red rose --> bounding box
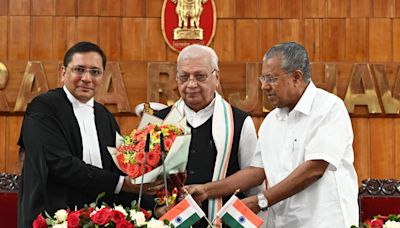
[116,219,135,228]
[370,218,384,228]
[164,138,173,151]
[81,207,94,218]
[136,151,146,164]
[111,210,126,224]
[140,208,151,220]
[91,208,111,225]
[127,163,142,178]
[67,211,81,228]
[147,151,161,167]
[33,213,47,228]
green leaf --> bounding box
[95,192,106,206]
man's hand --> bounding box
[183,184,208,205]
[121,177,164,195]
[241,195,260,213]
[154,205,168,218]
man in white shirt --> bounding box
[154,44,266,227]
[18,42,162,228]
[242,42,359,227]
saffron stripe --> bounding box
[233,199,264,226]
[160,198,189,221]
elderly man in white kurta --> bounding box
[242,42,359,227]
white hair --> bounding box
[177,44,219,70]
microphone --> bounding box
[160,133,169,210]
[138,133,151,208]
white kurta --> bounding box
[256,82,359,227]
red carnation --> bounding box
[140,208,151,220]
[164,138,173,151]
[370,218,384,228]
[135,140,146,151]
[117,153,128,171]
[111,210,126,224]
[33,213,47,228]
[67,211,81,228]
[116,219,135,228]
[91,208,111,226]
[147,151,161,167]
[127,163,142,178]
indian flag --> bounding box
[217,195,264,228]
[159,194,205,227]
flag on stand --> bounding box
[159,194,205,227]
[217,195,264,228]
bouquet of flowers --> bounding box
[32,193,171,228]
[108,107,191,206]
[352,214,400,228]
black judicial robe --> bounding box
[154,105,248,228]
[17,88,134,228]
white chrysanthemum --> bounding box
[132,211,147,226]
[147,218,165,228]
[384,221,400,228]
[53,221,67,228]
[114,205,128,216]
[54,209,68,223]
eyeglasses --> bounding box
[177,69,217,83]
[259,72,292,84]
[67,66,103,77]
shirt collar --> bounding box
[275,81,317,120]
[63,86,94,108]
[183,97,216,127]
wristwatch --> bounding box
[257,193,268,211]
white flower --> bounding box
[54,209,68,223]
[131,211,147,226]
[384,221,400,228]
[90,205,106,217]
[114,205,128,216]
[52,221,67,228]
[147,218,166,228]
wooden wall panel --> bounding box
[100,0,121,16]
[30,17,53,60]
[236,0,257,18]
[280,0,302,18]
[5,116,22,173]
[215,0,235,18]
[259,19,281,60]
[303,0,326,18]
[350,0,371,17]
[396,119,400,177]
[99,17,121,60]
[121,62,148,108]
[280,19,304,45]
[0,0,8,15]
[8,16,30,60]
[370,119,395,178]
[32,0,55,16]
[122,0,145,17]
[258,0,280,18]
[77,17,98,44]
[211,19,235,61]
[372,0,395,18]
[118,116,140,135]
[0,16,7,59]
[352,118,370,184]
[121,18,145,61]
[326,0,348,18]
[146,0,163,18]
[345,18,368,61]
[369,19,392,62]
[166,48,179,62]
[396,0,400,17]
[55,0,76,16]
[9,0,30,16]
[0,116,5,172]
[304,19,321,62]
[53,17,77,60]
[321,19,346,61]
[143,18,166,61]
[235,19,259,61]
[78,0,99,16]
[393,19,400,61]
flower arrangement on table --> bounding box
[32,193,170,228]
[108,107,191,208]
[352,214,400,228]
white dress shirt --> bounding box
[257,82,359,227]
[63,86,124,194]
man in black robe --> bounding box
[17,42,162,228]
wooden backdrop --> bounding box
[1,0,400,185]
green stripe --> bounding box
[176,213,201,228]
[221,213,244,228]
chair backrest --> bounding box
[359,179,400,222]
[0,173,20,228]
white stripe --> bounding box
[225,204,257,228]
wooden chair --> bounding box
[0,173,20,228]
[359,179,400,222]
